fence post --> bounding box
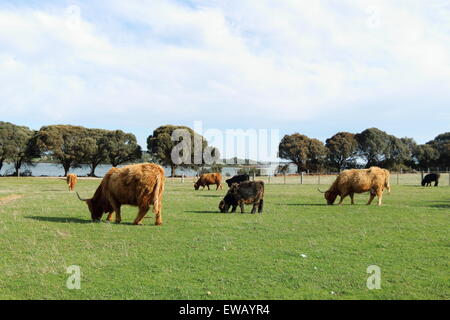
[284,174,286,184]
[397,172,399,185]
[268,174,270,184]
[318,173,321,185]
[181,173,184,184]
[301,172,303,185]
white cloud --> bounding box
[0,0,449,146]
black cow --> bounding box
[219,181,264,214]
[225,174,250,187]
[421,173,440,187]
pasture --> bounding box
[0,177,448,300]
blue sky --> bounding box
[1,0,449,157]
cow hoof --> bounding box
[115,221,121,224]
[155,222,162,226]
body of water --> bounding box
[0,162,286,177]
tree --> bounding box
[414,144,440,170]
[427,133,450,169]
[278,133,327,172]
[355,128,390,168]
[147,125,208,177]
[37,125,92,176]
[325,132,358,171]
[0,121,15,173]
[307,138,328,172]
[278,133,310,173]
[83,129,109,177]
[382,135,410,170]
[0,122,39,175]
[104,130,142,167]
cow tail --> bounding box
[152,174,165,214]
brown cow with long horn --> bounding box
[319,167,390,206]
[77,163,165,225]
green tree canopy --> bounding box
[36,125,93,176]
[147,125,209,177]
[355,128,390,168]
[414,144,440,170]
[104,130,142,167]
[278,133,327,173]
[383,135,410,170]
[0,122,39,175]
[325,132,358,171]
[83,128,109,177]
[427,132,450,169]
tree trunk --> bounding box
[171,164,176,177]
[63,164,70,177]
[0,158,3,174]
[89,164,98,177]
[14,159,22,176]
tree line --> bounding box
[0,122,449,177]
[278,128,450,173]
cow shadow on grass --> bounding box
[196,194,222,198]
[427,201,450,209]
[276,203,328,207]
[184,210,222,214]
[26,216,91,224]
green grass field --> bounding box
[0,177,448,300]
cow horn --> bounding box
[317,188,326,194]
[76,192,89,201]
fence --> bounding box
[168,172,450,186]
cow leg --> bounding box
[338,194,347,205]
[240,203,245,213]
[435,181,439,187]
[133,206,149,225]
[350,193,355,205]
[230,205,237,213]
[207,185,210,190]
[251,203,258,214]
[367,190,376,205]
[258,200,264,213]
[106,212,114,222]
[109,200,122,223]
[376,189,383,206]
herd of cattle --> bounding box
[68,163,441,226]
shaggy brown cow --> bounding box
[319,167,389,206]
[382,169,391,194]
[66,174,77,191]
[77,163,165,226]
[194,173,222,190]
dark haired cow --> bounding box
[77,163,165,226]
[225,174,250,187]
[422,173,440,187]
[219,181,264,214]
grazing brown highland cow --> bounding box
[319,167,390,206]
[66,174,77,191]
[77,163,165,226]
[194,173,222,190]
